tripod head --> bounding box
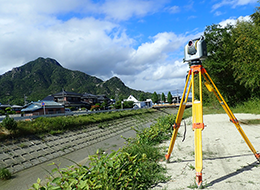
[189,59,202,66]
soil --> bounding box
[153,113,260,190]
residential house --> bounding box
[124,95,152,108]
[21,100,65,116]
[82,93,98,105]
[44,91,111,110]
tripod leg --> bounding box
[203,70,260,162]
[165,72,191,162]
[192,68,204,188]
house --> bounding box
[43,91,113,110]
[82,93,98,105]
[44,90,90,109]
[21,100,65,116]
[172,96,181,103]
[52,90,83,107]
[96,95,111,105]
[124,95,152,108]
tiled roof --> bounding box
[21,101,63,112]
[52,91,82,97]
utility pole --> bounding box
[24,94,28,105]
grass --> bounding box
[240,119,260,125]
[0,108,157,141]
[0,167,12,180]
[182,98,260,124]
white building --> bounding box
[124,95,153,108]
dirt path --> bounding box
[154,114,260,190]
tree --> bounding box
[152,92,158,104]
[167,92,172,104]
[1,115,17,133]
[203,24,250,105]
[139,93,145,101]
[114,101,122,109]
[231,18,260,95]
[161,93,166,103]
[123,101,134,108]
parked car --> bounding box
[65,108,72,112]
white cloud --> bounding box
[212,0,257,11]
[168,6,181,14]
[0,0,203,94]
[150,60,188,80]
[214,11,225,16]
[219,15,251,27]
[121,62,189,94]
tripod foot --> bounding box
[196,172,202,189]
[165,154,170,163]
[255,153,260,162]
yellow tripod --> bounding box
[165,62,260,188]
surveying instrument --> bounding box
[165,36,260,188]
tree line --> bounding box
[193,4,260,106]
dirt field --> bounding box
[154,114,260,190]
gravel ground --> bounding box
[153,113,260,190]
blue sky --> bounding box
[0,0,258,96]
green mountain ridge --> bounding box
[0,57,151,105]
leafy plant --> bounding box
[0,168,11,180]
[1,115,17,133]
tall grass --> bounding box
[232,97,260,114]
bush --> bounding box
[0,168,11,180]
[0,110,5,115]
[1,115,17,133]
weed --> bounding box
[19,143,28,148]
[190,151,195,156]
[202,151,216,158]
[177,143,182,151]
[187,180,209,189]
[177,158,183,162]
[0,168,11,180]
[188,164,195,170]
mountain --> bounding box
[0,57,151,105]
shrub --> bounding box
[0,168,11,180]
[0,110,5,115]
[90,104,100,111]
[1,115,17,133]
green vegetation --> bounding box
[0,109,156,140]
[200,5,260,106]
[182,97,260,120]
[152,92,159,104]
[1,115,18,133]
[167,92,172,104]
[29,114,175,189]
[0,168,12,180]
[161,92,166,103]
[114,101,134,109]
